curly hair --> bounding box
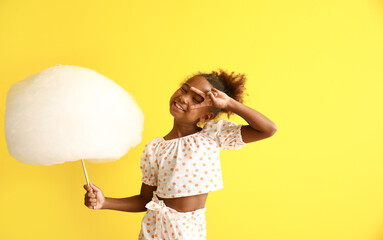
[184,68,248,120]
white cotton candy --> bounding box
[5,64,144,166]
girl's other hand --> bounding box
[190,87,232,110]
[83,182,105,210]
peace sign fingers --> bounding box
[190,86,213,110]
[189,86,206,97]
[191,86,231,110]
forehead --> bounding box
[185,76,213,92]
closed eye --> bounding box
[180,87,203,103]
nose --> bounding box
[178,94,189,104]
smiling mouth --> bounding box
[174,102,184,111]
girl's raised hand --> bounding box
[189,87,231,110]
[83,182,105,210]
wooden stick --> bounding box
[81,159,91,191]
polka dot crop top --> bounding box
[140,119,247,198]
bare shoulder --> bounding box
[241,125,277,144]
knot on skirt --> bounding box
[145,192,183,238]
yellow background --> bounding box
[1,0,383,239]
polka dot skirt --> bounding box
[138,191,207,240]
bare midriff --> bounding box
[157,193,208,213]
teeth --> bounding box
[175,102,184,111]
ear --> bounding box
[199,112,215,123]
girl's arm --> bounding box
[226,98,277,144]
[190,86,277,144]
[84,183,156,212]
[103,195,145,212]
[103,183,157,212]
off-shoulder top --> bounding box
[139,119,247,198]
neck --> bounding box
[166,119,202,138]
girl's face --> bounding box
[169,76,215,124]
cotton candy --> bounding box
[5,64,144,166]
